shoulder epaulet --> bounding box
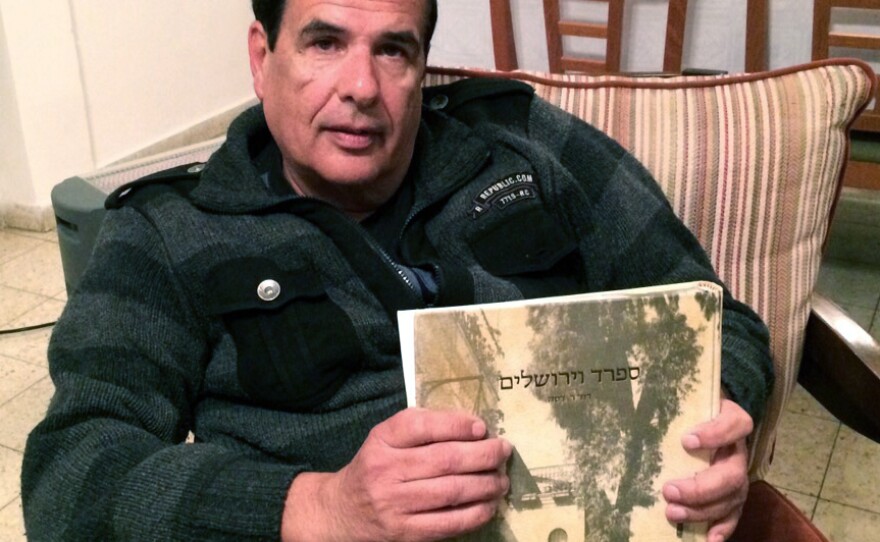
[423,77,535,132]
[105,161,205,210]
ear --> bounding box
[248,21,269,101]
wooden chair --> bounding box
[490,0,519,71]
[813,0,880,190]
[813,0,880,132]
[542,0,633,74]
[489,0,769,74]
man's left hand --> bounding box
[662,398,753,542]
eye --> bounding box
[378,43,410,60]
[379,45,400,57]
[312,37,338,52]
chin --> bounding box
[318,164,386,187]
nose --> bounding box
[337,48,380,108]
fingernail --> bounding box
[667,504,687,522]
[501,439,513,457]
[664,484,681,501]
[472,420,487,438]
[682,433,701,450]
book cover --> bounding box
[398,281,722,542]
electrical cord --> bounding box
[0,321,57,335]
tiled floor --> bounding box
[0,228,64,542]
[0,227,878,541]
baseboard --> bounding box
[0,202,55,232]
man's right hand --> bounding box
[281,408,512,542]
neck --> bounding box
[283,166,404,221]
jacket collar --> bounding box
[189,103,490,215]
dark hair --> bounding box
[252,0,438,57]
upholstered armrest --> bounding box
[798,292,880,443]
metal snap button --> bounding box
[257,279,281,302]
[428,94,449,110]
[187,163,206,174]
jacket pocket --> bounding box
[208,258,362,411]
[469,207,584,298]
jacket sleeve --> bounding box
[21,207,299,541]
[527,97,774,423]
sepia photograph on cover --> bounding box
[398,281,722,542]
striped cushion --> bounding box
[424,60,874,478]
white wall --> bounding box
[69,1,254,166]
[0,0,93,228]
[0,7,32,211]
[0,0,253,229]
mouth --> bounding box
[324,125,384,151]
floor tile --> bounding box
[0,299,65,367]
[0,300,64,368]
[821,426,880,513]
[0,378,55,453]
[0,243,66,299]
[7,299,66,330]
[0,326,53,368]
[778,488,818,520]
[785,384,837,422]
[0,233,42,267]
[813,500,880,542]
[0,498,27,542]
[6,229,57,243]
[765,412,839,496]
[815,261,880,311]
[0,447,22,512]
[53,289,68,304]
[0,357,48,407]
[0,287,49,329]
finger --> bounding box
[378,408,489,449]
[683,399,753,451]
[707,509,744,542]
[664,444,748,512]
[665,494,741,525]
[398,438,513,481]
[399,471,510,513]
[403,500,502,541]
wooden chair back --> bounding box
[813,0,880,132]
[490,0,519,71]
[542,0,632,74]
[489,0,769,74]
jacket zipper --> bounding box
[281,196,423,301]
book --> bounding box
[398,281,722,542]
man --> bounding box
[21,1,772,541]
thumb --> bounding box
[682,399,753,451]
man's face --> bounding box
[249,0,427,213]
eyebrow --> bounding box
[299,18,422,53]
[381,30,421,53]
[300,19,346,40]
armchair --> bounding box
[423,44,879,542]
